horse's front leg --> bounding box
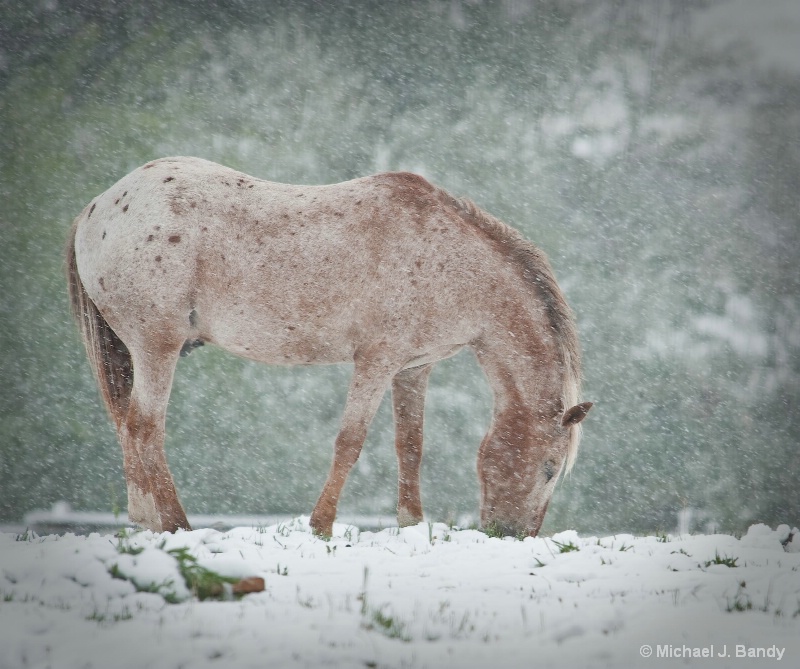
[391,364,433,527]
[120,347,190,534]
[310,352,397,537]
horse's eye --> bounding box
[543,460,556,482]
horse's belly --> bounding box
[201,313,356,365]
[198,297,470,369]
[402,343,465,369]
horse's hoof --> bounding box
[161,521,192,534]
[309,514,333,539]
[310,522,333,539]
[397,507,423,527]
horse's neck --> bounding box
[475,327,565,420]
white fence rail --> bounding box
[5,502,400,536]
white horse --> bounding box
[67,157,591,536]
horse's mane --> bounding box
[436,188,584,473]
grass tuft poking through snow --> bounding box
[551,538,581,554]
[704,551,739,568]
[106,528,262,603]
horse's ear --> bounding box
[562,402,593,427]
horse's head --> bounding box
[478,401,593,538]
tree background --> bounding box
[1,0,798,534]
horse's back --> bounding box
[74,157,528,366]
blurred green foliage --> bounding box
[1,0,797,533]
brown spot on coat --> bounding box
[123,205,129,213]
[155,255,162,262]
[168,235,181,243]
[163,176,175,183]
[147,235,154,242]
[88,203,96,218]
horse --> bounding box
[66,156,592,538]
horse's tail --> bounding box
[66,218,133,429]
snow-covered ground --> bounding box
[1,520,799,669]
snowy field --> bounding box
[1,520,799,668]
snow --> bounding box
[1,520,799,668]
[636,294,771,363]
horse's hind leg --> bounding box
[310,352,397,537]
[392,364,432,527]
[121,343,189,533]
